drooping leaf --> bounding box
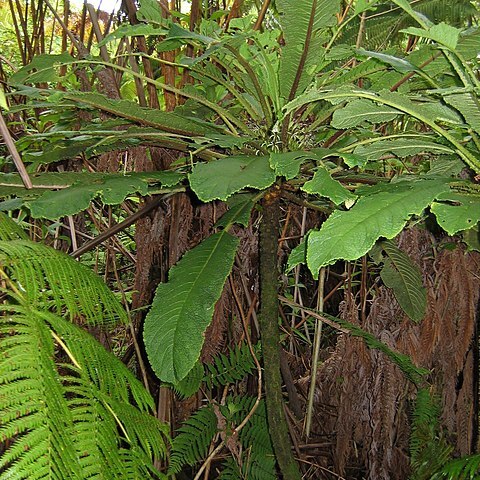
[25,172,182,219]
[332,99,400,128]
[0,240,128,324]
[302,167,357,205]
[215,193,256,228]
[62,92,220,136]
[443,93,480,135]
[431,190,480,235]
[143,232,239,384]
[307,178,451,275]
[354,137,454,160]
[379,240,426,322]
[9,53,75,84]
[356,48,420,73]
[189,156,276,202]
[22,126,192,168]
[401,23,461,50]
[277,0,340,103]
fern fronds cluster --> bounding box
[0,213,29,241]
[173,343,261,399]
[0,234,169,478]
[0,239,128,325]
[409,388,453,480]
[0,288,168,479]
[169,396,276,479]
[204,343,260,389]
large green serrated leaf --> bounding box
[307,178,450,275]
[431,191,480,235]
[354,138,454,160]
[269,149,328,180]
[26,172,182,219]
[189,156,276,202]
[277,0,340,103]
[379,240,426,322]
[143,232,239,384]
[332,99,400,128]
[302,167,357,205]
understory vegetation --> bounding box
[0,0,480,478]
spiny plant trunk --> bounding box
[259,188,302,480]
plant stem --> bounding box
[259,187,302,480]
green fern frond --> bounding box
[433,454,480,480]
[172,343,260,399]
[0,239,128,325]
[340,0,476,49]
[172,361,204,399]
[205,342,260,389]
[218,457,243,479]
[410,388,453,480]
[222,396,277,480]
[0,287,168,479]
[168,405,218,474]
[0,213,29,241]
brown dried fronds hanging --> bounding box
[314,228,480,479]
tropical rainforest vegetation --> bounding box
[1,0,480,478]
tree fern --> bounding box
[168,405,218,474]
[172,342,261,399]
[0,286,168,479]
[0,212,29,241]
[409,388,453,480]
[204,342,260,389]
[433,454,480,479]
[0,239,128,325]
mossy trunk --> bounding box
[259,188,302,480]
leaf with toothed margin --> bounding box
[189,155,276,202]
[306,177,451,277]
[143,232,239,384]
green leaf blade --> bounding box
[379,240,426,322]
[302,167,357,205]
[332,99,400,129]
[277,0,340,103]
[144,232,239,384]
[189,156,276,202]
[307,178,450,274]
[431,191,480,235]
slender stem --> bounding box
[305,267,325,437]
[0,109,32,189]
[259,187,302,480]
[225,45,273,126]
[253,0,271,31]
[70,191,183,258]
